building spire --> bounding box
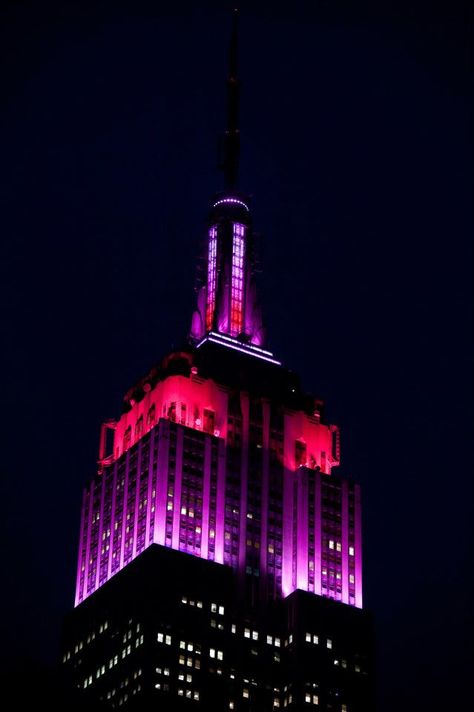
[190,9,266,350]
[222,8,240,189]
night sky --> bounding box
[0,1,472,709]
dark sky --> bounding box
[0,1,472,709]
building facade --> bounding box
[63,13,374,711]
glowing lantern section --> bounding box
[206,226,218,331]
[231,222,245,336]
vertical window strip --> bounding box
[206,227,218,331]
[231,223,245,336]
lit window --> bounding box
[194,691,199,701]
[243,689,249,699]
[349,546,354,556]
[252,630,258,641]
[313,695,319,705]
[349,574,355,584]
[157,633,164,643]
[305,632,311,642]
[342,706,347,712]
[210,648,216,659]
[267,635,273,645]
[305,693,311,703]
[313,635,319,645]
[231,624,237,634]
[244,628,250,638]
[211,603,217,613]
[329,540,335,550]
[217,650,223,661]
[218,605,225,616]
[229,702,235,710]
[165,635,171,645]
[327,639,332,649]
[180,640,186,649]
[274,637,281,647]
[336,542,342,552]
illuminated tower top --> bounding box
[190,10,265,350]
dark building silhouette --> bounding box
[62,12,374,711]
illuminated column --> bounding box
[341,479,349,604]
[74,489,87,606]
[230,223,245,336]
[119,453,130,571]
[314,472,322,596]
[171,427,184,550]
[238,392,249,570]
[259,401,271,587]
[95,473,106,592]
[354,483,363,608]
[200,436,212,559]
[215,438,226,564]
[296,468,309,591]
[206,226,218,331]
[83,486,94,600]
[281,467,295,597]
[107,462,118,580]
[132,445,142,559]
[154,419,170,546]
[145,429,155,546]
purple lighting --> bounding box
[74,365,359,610]
[190,200,264,347]
[205,226,217,331]
[230,222,245,335]
[213,197,249,211]
[196,333,282,365]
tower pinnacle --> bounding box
[222,8,240,189]
[189,9,266,352]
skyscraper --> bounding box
[62,12,374,711]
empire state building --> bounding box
[62,12,374,711]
